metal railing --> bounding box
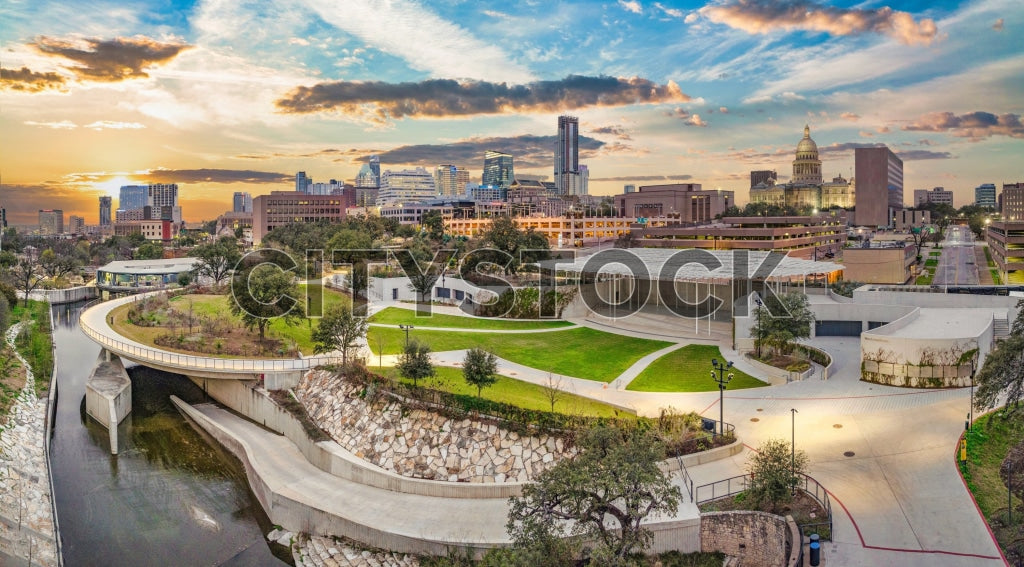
[694,472,833,540]
[675,455,694,502]
[79,292,345,373]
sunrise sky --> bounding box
[0,0,1021,225]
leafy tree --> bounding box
[126,232,147,247]
[229,264,304,342]
[311,303,368,365]
[0,251,16,268]
[0,282,17,307]
[750,291,815,357]
[421,210,445,241]
[396,340,434,387]
[176,271,193,287]
[135,242,165,260]
[463,347,498,397]
[326,229,373,264]
[746,438,809,513]
[975,301,1024,414]
[192,236,242,286]
[508,426,681,563]
[39,248,79,279]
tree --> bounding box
[749,291,815,357]
[135,242,165,260]
[746,438,809,513]
[507,426,681,563]
[126,232,147,247]
[421,210,445,241]
[543,373,564,413]
[9,258,42,307]
[463,347,498,397]
[975,301,1024,414]
[193,236,242,286]
[311,303,368,365]
[229,264,305,342]
[39,249,79,280]
[396,340,434,387]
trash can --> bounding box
[701,418,716,432]
[809,533,821,566]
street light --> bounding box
[791,408,799,495]
[398,324,414,348]
[753,296,764,359]
[711,358,734,436]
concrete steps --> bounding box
[294,535,419,567]
[994,315,1010,342]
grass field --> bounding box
[369,306,572,330]
[929,251,942,257]
[367,326,672,383]
[375,366,633,418]
[925,258,939,268]
[916,270,934,285]
[625,344,768,392]
[962,411,1024,557]
[12,300,52,395]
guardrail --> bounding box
[675,455,694,502]
[79,292,345,374]
[695,472,833,541]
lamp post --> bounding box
[791,408,799,495]
[753,296,764,359]
[398,324,414,348]
[711,358,734,436]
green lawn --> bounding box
[376,366,633,418]
[369,306,573,330]
[626,344,768,392]
[929,251,942,257]
[925,258,939,268]
[962,411,1024,557]
[367,326,672,383]
[916,270,934,285]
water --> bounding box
[48,302,290,566]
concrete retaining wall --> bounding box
[742,355,812,384]
[21,286,98,305]
[647,518,702,554]
[700,511,799,567]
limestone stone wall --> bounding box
[700,511,791,567]
[295,370,573,483]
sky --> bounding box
[1,0,1021,225]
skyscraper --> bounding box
[119,185,148,210]
[555,115,579,195]
[483,151,514,191]
[975,183,997,209]
[356,156,381,188]
[855,146,903,227]
[99,196,112,226]
[296,171,311,193]
[434,165,470,197]
[69,215,85,235]
[233,191,253,213]
[377,168,438,205]
[39,209,63,235]
[148,183,182,222]
[1004,183,1024,221]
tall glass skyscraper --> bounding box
[119,185,148,210]
[483,151,514,191]
[356,156,381,188]
[99,196,112,226]
[555,115,579,195]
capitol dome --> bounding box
[792,124,822,185]
[796,124,818,155]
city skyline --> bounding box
[0,0,1021,224]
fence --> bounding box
[675,455,694,502]
[694,472,833,541]
[79,292,345,374]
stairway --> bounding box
[994,314,1010,342]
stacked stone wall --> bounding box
[700,511,790,567]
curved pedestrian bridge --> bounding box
[79,293,343,384]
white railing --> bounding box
[79,294,344,373]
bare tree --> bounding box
[543,373,564,413]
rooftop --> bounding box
[98,258,200,275]
[868,308,1002,340]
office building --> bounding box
[233,192,253,213]
[99,196,112,226]
[1004,183,1024,221]
[893,209,932,231]
[252,191,356,244]
[482,151,514,191]
[119,185,148,210]
[855,146,903,227]
[914,187,953,207]
[750,170,778,188]
[38,209,64,235]
[434,165,470,197]
[295,171,312,193]
[555,115,580,195]
[68,215,85,235]
[114,219,178,241]
[148,184,182,223]
[624,184,636,194]
[377,168,438,206]
[749,127,853,210]
[613,184,734,223]
[975,183,997,209]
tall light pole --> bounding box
[398,324,414,348]
[711,358,734,436]
[791,408,799,495]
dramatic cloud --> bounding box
[33,36,190,82]
[0,66,66,92]
[902,111,1024,139]
[699,0,939,46]
[1,184,104,225]
[590,174,694,181]
[275,75,690,122]
[136,168,293,184]
[344,134,610,170]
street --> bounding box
[932,225,979,286]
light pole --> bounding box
[753,296,764,359]
[398,324,414,348]
[711,358,734,436]
[791,408,799,495]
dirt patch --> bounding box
[753,354,811,372]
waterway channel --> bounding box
[48,301,291,566]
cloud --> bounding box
[32,35,190,82]
[896,150,954,160]
[0,184,105,225]
[859,131,873,138]
[902,111,1024,139]
[877,125,891,133]
[342,134,611,170]
[654,3,684,18]
[83,121,146,130]
[685,12,699,24]
[591,125,632,140]
[993,18,1004,31]
[590,174,694,181]
[719,106,729,113]
[618,1,643,14]
[686,113,708,127]
[699,0,940,46]
[275,75,690,122]
[24,120,78,130]
[135,168,293,184]
[840,112,860,121]
[0,66,67,92]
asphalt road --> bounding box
[932,225,979,285]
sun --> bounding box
[94,175,136,197]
